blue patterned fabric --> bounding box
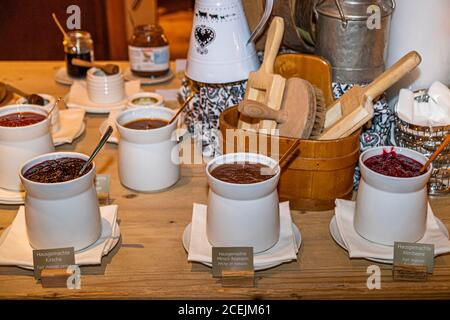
[179,79,246,157]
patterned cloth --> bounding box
[179,78,246,158]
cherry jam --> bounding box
[364,149,425,178]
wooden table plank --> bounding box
[0,61,450,299]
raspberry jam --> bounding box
[364,149,424,178]
[23,158,92,183]
[0,112,46,127]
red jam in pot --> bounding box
[364,149,424,178]
[23,158,92,183]
[0,112,46,127]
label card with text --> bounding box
[96,174,111,205]
[33,247,75,280]
[212,247,254,278]
[394,242,434,274]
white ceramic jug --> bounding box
[186,0,272,84]
[387,0,450,96]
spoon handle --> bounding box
[169,92,195,125]
[278,139,301,168]
[79,126,114,175]
[419,135,450,173]
[72,58,95,68]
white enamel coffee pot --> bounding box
[186,0,273,84]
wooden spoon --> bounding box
[419,135,450,174]
[0,82,6,103]
[52,13,69,39]
[3,83,45,106]
[72,58,120,76]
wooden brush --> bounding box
[309,85,326,139]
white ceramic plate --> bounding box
[54,67,78,86]
[329,215,449,264]
[64,93,127,114]
[123,68,174,85]
[182,223,302,271]
[0,188,25,205]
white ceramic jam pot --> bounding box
[116,106,180,192]
[354,146,432,246]
[0,105,54,191]
[16,94,61,133]
[19,152,102,251]
[206,153,280,253]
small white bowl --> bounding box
[127,92,164,109]
[16,93,60,133]
[87,68,125,104]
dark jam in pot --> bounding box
[364,149,424,178]
[0,112,46,127]
[23,158,92,183]
[124,118,168,130]
[210,162,275,184]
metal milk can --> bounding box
[315,0,395,84]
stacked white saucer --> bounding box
[330,199,450,264]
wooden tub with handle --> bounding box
[219,106,360,211]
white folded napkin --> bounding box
[52,109,85,145]
[187,202,298,267]
[0,188,25,204]
[67,80,141,112]
[429,81,450,109]
[0,205,120,268]
[335,199,450,260]
[397,82,450,126]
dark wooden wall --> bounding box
[0,0,196,61]
[0,0,115,60]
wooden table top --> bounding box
[0,61,450,299]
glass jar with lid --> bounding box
[128,24,170,78]
[63,31,94,78]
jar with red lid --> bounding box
[128,24,170,77]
